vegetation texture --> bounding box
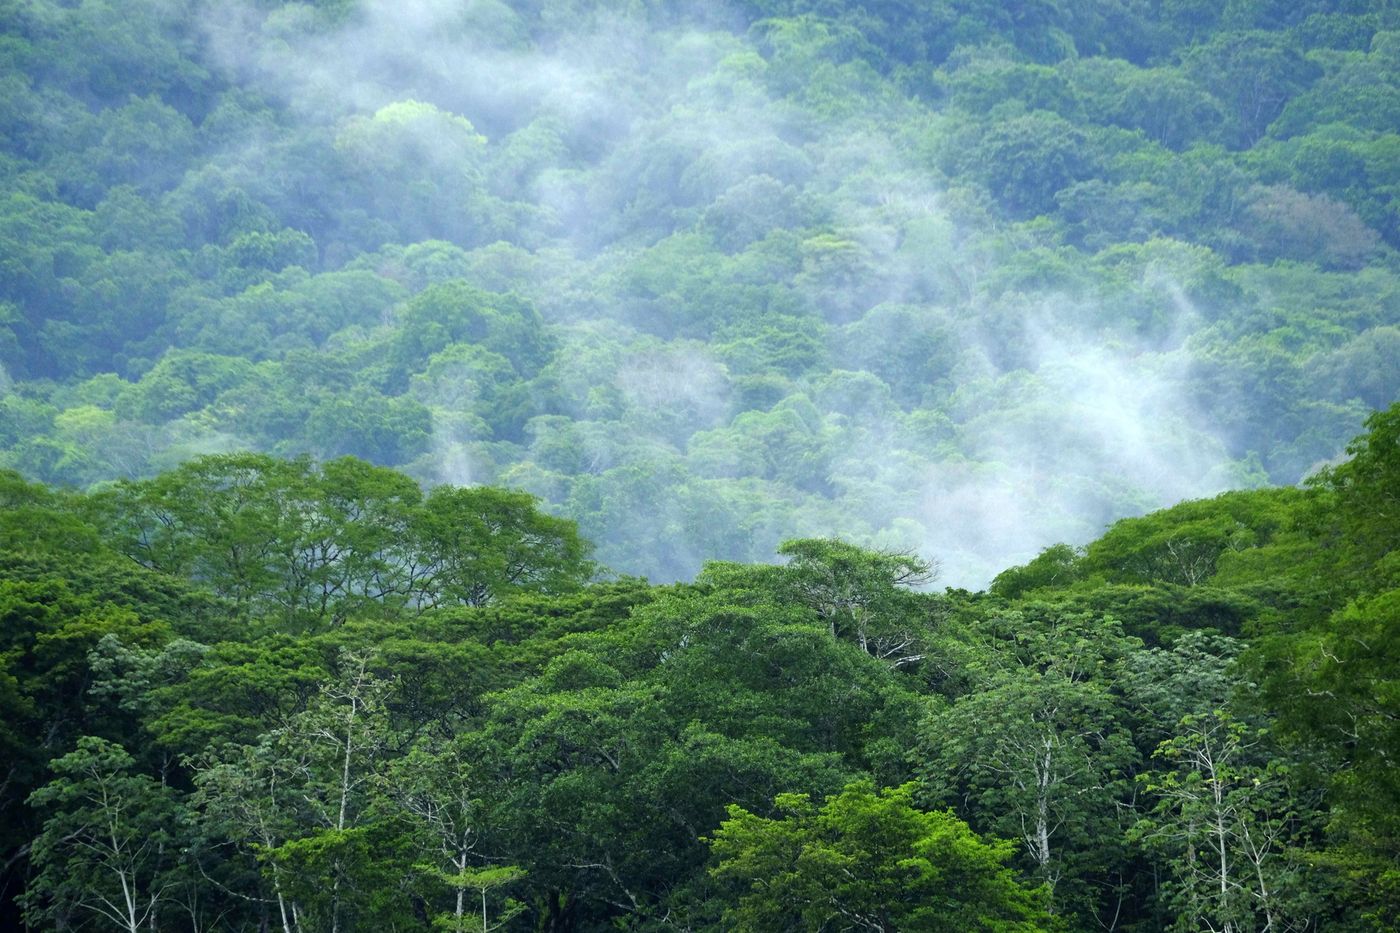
[1,0,1398,929]
[0,0,1397,582]
[0,406,1396,930]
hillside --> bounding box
[1,0,1397,583]
[0,404,1397,930]
[2,1,1399,928]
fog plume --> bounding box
[183,0,1278,587]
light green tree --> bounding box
[1132,711,1317,932]
[382,734,525,932]
[709,781,1053,931]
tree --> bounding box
[114,350,256,423]
[1132,711,1318,932]
[381,734,524,932]
[412,485,594,609]
[920,669,1137,916]
[1309,401,1400,581]
[777,538,936,668]
[263,650,392,933]
[282,456,424,627]
[1108,67,1226,149]
[334,101,490,245]
[1240,184,1381,270]
[437,865,526,933]
[1251,587,1400,929]
[23,736,187,933]
[91,454,594,627]
[0,469,101,556]
[1184,31,1322,147]
[191,741,307,933]
[961,111,1098,217]
[192,648,397,933]
[303,388,432,464]
[708,782,1053,932]
[1082,489,1305,589]
[386,281,553,389]
[989,543,1084,599]
[91,453,303,607]
[916,611,1141,922]
[1250,407,1400,918]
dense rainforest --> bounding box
[0,406,1396,931]
[2,0,1399,929]
[1,0,1398,583]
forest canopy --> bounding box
[0,404,1397,930]
[1,0,1398,929]
[0,0,1396,583]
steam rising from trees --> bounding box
[3,0,1391,585]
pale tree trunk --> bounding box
[119,869,140,933]
[149,834,164,932]
[330,694,359,933]
[1240,822,1278,932]
[1033,739,1057,909]
[1208,757,1234,933]
[109,818,141,933]
[456,849,468,927]
[269,862,295,933]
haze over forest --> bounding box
[4,0,1397,584]
[2,1,1399,931]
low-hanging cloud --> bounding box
[186,0,1257,588]
[912,308,1243,586]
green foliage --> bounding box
[89,453,593,629]
[708,782,1053,931]
[776,537,935,666]
[916,611,1141,923]
[1184,30,1323,147]
[1224,405,1400,928]
[0,0,1389,592]
[1082,488,1308,588]
[0,410,1397,928]
[23,736,189,932]
[1310,402,1400,581]
[957,111,1099,218]
[0,0,1397,927]
[1131,711,1322,932]
[989,543,1083,599]
[388,281,553,388]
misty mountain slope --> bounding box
[0,0,1397,583]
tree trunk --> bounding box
[542,891,576,933]
[1210,765,1233,933]
[456,850,468,927]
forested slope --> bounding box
[0,404,1397,931]
[2,2,1399,927]
[1,0,1397,582]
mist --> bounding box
[180,0,1277,588]
[3,5,1394,929]
[2,0,1383,590]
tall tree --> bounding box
[916,611,1140,922]
[23,736,188,933]
[1132,711,1319,932]
[776,538,936,668]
